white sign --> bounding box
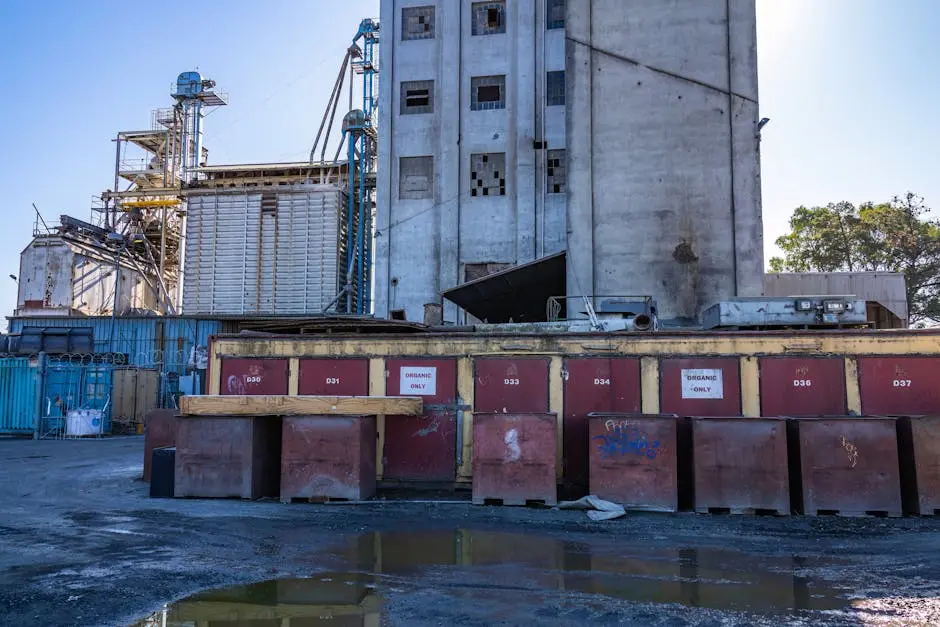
[400,366,437,396]
[681,369,724,399]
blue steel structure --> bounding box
[343,19,379,313]
[171,71,227,183]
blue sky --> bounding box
[0,0,937,322]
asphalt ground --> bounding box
[1,437,939,626]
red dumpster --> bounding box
[691,417,789,515]
[472,413,557,506]
[384,359,458,482]
[280,415,376,502]
[897,416,940,516]
[788,417,902,517]
[588,414,678,512]
[564,358,641,492]
[175,416,282,499]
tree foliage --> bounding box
[769,193,940,323]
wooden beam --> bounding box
[180,395,422,417]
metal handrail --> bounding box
[546,295,654,322]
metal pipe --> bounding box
[111,245,122,347]
[112,134,122,230]
[321,68,348,163]
[346,136,356,313]
[634,313,653,331]
[357,135,366,310]
[310,51,351,163]
[159,206,167,282]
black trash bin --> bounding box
[150,447,176,498]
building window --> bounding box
[471,75,506,111]
[400,80,434,115]
[547,0,565,29]
[546,149,566,194]
[400,156,434,200]
[402,6,435,40]
[472,1,506,35]
[465,262,512,282]
[470,153,506,197]
[546,71,565,106]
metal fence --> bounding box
[37,354,115,439]
[0,351,205,438]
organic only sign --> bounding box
[681,368,724,399]
[400,366,437,396]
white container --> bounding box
[66,409,103,436]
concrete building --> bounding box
[376,0,765,326]
[375,0,568,323]
[566,0,764,324]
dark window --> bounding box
[546,149,566,194]
[261,190,277,214]
[470,153,506,197]
[400,80,434,115]
[402,6,435,40]
[472,1,506,35]
[471,75,506,111]
[546,71,565,106]
[465,262,512,282]
[547,0,565,29]
[399,156,434,200]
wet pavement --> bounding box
[2,437,940,626]
[133,530,850,626]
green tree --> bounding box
[769,193,940,323]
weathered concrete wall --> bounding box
[566,0,764,324]
[376,0,567,323]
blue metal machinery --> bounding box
[311,19,379,315]
[171,72,227,184]
[344,19,379,314]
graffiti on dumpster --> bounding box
[840,435,859,468]
[593,423,663,460]
[504,428,521,462]
[225,364,264,394]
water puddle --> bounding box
[133,529,848,625]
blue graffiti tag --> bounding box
[593,425,661,460]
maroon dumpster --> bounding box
[691,417,790,515]
[472,413,557,506]
[588,414,678,512]
[788,417,902,517]
[280,415,376,502]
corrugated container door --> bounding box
[0,358,38,435]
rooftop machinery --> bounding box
[96,72,228,313]
[311,18,380,315]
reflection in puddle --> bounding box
[134,530,847,625]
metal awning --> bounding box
[442,251,566,323]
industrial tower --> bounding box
[95,72,228,313]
